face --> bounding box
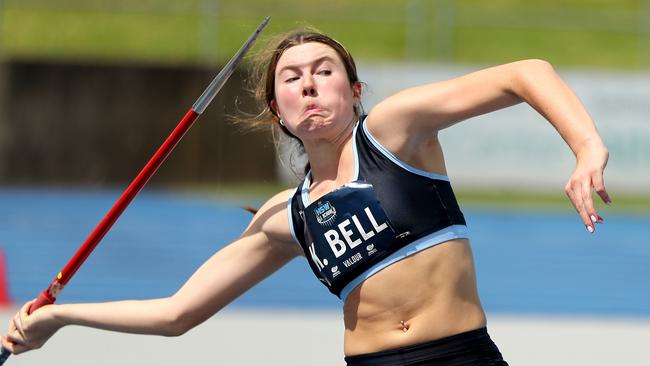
[272,42,360,141]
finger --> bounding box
[4,332,26,348]
[580,180,599,227]
[6,331,38,355]
[5,314,15,335]
[564,184,579,215]
[1,342,15,355]
[15,300,36,337]
[566,182,593,233]
[12,314,26,341]
[9,343,28,355]
[20,300,34,316]
[1,336,14,352]
[591,171,612,205]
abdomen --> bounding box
[342,238,487,356]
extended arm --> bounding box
[2,189,300,354]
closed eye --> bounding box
[284,76,299,83]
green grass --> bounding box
[2,8,204,63]
[1,0,648,68]
[455,190,650,215]
[454,28,644,68]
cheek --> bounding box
[328,79,356,105]
[274,85,300,114]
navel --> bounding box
[400,320,410,333]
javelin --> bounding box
[0,16,271,364]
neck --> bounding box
[303,114,358,184]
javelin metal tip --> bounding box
[257,16,271,32]
[192,16,272,114]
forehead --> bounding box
[276,42,344,73]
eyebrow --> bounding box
[277,55,337,75]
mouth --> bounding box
[304,104,324,114]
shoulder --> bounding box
[258,188,296,211]
[243,188,303,257]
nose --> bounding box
[302,87,316,97]
[302,76,317,97]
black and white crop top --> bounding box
[287,116,469,301]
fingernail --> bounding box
[590,215,597,223]
[586,225,594,233]
[605,200,612,206]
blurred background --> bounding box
[0,1,649,365]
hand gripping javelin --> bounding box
[0,16,271,364]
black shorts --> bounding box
[344,327,508,366]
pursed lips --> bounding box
[303,104,325,115]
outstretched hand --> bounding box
[1,300,62,355]
[564,138,611,233]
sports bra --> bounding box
[287,116,469,301]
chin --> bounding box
[295,119,335,138]
[300,115,330,130]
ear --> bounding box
[352,82,362,102]
[270,99,280,117]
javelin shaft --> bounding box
[0,17,270,365]
[34,14,269,310]
[46,108,199,300]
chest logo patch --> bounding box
[301,181,399,296]
[314,201,337,226]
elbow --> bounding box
[521,58,553,69]
[160,320,188,338]
[522,59,555,75]
[156,300,195,337]
[510,59,557,97]
[160,311,196,337]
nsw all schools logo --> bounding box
[314,201,337,226]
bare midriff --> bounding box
[342,238,487,356]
